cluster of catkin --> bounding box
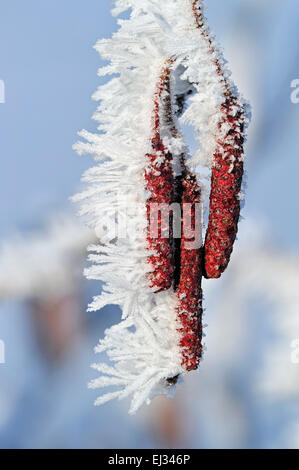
[145,2,246,374]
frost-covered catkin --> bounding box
[190,1,249,279]
[175,168,203,371]
[74,0,250,413]
[145,63,175,292]
[204,99,246,279]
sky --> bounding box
[0,1,115,236]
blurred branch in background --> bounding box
[0,215,95,364]
[0,216,94,302]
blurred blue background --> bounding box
[0,0,299,448]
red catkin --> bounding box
[191,0,246,279]
[145,65,175,292]
[204,98,245,279]
[176,169,203,371]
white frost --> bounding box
[74,0,248,413]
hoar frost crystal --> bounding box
[74,0,250,414]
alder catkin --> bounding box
[204,97,245,279]
[145,66,175,292]
[176,169,203,371]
